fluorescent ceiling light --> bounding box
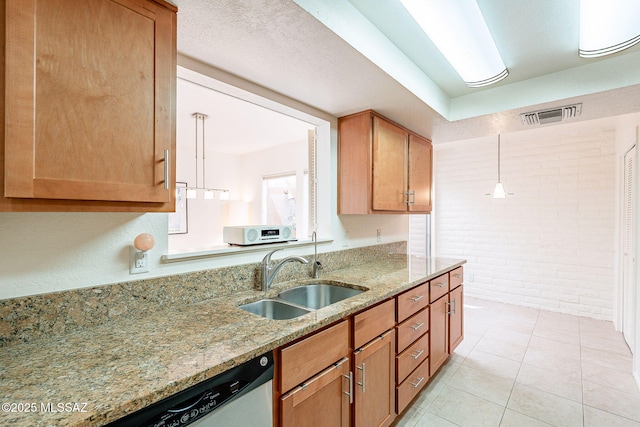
[400,0,508,87]
[579,0,640,58]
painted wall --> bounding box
[170,139,309,252]
[434,117,620,320]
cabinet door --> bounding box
[449,285,464,352]
[429,295,449,374]
[354,329,396,427]
[372,117,408,211]
[281,357,350,427]
[5,0,175,203]
[408,134,432,213]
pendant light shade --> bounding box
[487,134,511,198]
[492,182,506,199]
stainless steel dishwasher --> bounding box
[107,352,274,427]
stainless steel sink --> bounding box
[239,299,311,320]
[278,283,365,309]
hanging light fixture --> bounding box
[186,112,230,200]
[487,134,511,198]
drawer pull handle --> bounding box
[356,362,366,393]
[453,273,462,279]
[435,282,446,288]
[410,322,424,331]
[410,295,424,302]
[411,349,425,360]
[410,376,425,388]
[343,371,353,404]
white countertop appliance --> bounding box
[223,225,294,245]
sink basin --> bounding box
[278,284,365,309]
[240,299,311,320]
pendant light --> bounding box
[186,112,230,200]
[487,134,511,198]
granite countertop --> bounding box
[0,256,465,426]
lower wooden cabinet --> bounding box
[449,285,464,352]
[353,329,395,427]
[278,320,350,427]
[430,276,465,374]
[276,266,464,426]
[281,357,351,427]
[429,294,449,374]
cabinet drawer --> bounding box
[353,299,395,349]
[396,282,429,323]
[396,358,430,414]
[450,267,463,290]
[280,320,349,392]
[396,332,429,384]
[396,307,429,353]
[429,274,449,303]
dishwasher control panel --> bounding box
[106,353,274,427]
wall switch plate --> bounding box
[130,247,150,274]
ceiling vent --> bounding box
[520,103,582,126]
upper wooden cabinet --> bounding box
[338,110,432,214]
[1,0,177,212]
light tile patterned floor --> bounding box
[392,297,640,427]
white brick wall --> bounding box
[434,125,616,320]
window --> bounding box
[262,173,309,239]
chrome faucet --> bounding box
[312,231,323,279]
[261,249,309,291]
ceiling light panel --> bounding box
[400,0,508,87]
[579,0,640,58]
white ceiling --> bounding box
[174,0,640,142]
[177,78,314,154]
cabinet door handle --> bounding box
[410,295,424,302]
[356,362,366,393]
[410,376,425,388]
[447,298,457,315]
[410,322,424,331]
[163,149,170,190]
[453,273,462,279]
[343,371,353,404]
[434,282,446,288]
[411,349,425,360]
[405,190,416,206]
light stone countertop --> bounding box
[0,256,465,426]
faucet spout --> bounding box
[261,249,309,291]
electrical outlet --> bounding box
[130,247,150,274]
[377,228,382,242]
